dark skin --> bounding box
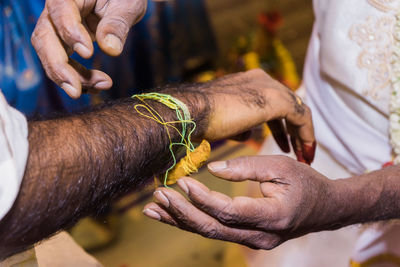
[32,0,148,97]
[144,156,400,250]
[0,69,315,259]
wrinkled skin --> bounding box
[200,69,316,163]
[31,0,147,98]
[144,155,336,250]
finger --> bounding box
[284,96,316,163]
[207,155,300,183]
[302,141,317,165]
[95,0,147,56]
[176,177,280,230]
[143,202,178,226]
[69,59,112,91]
[208,156,268,182]
[32,10,112,97]
[286,123,305,164]
[291,135,306,164]
[267,120,290,153]
[287,122,315,165]
[46,0,94,58]
[32,11,82,98]
[151,188,280,250]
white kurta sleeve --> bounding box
[0,91,28,220]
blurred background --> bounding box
[207,0,313,75]
[2,0,314,266]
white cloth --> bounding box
[352,223,400,265]
[305,0,398,175]
[0,90,28,220]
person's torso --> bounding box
[304,0,399,174]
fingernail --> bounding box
[208,161,227,172]
[73,43,91,58]
[94,81,112,90]
[61,83,79,98]
[154,190,170,208]
[104,34,122,54]
[302,141,317,164]
[143,208,161,221]
[177,179,189,195]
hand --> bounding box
[198,69,316,164]
[31,0,147,98]
[143,156,338,250]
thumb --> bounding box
[208,155,298,183]
[96,0,147,56]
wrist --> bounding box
[298,178,353,234]
[321,172,388,229]
[131,90,212,141]
[301,177,362,234]
[323,178,360,229]
[167,92,211,141]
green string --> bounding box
[132,93,197,186]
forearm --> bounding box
[0,69,314,258]
[0,88,209,258]
[322,165,400,231]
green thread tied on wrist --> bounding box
[132,92,199,187]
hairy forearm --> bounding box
[323,165,400,231]
[0,69,311,258]
[0,87,210,258]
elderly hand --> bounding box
[31,0,147,98]
[200,69,316,164]
[143,156,339,250]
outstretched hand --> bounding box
[32,0,147,98]
[143,156,338,250]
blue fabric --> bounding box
[102,0,217,99]
[0,0,90,117]
[0,0,216,114]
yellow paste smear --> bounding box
[163,140,211,185]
